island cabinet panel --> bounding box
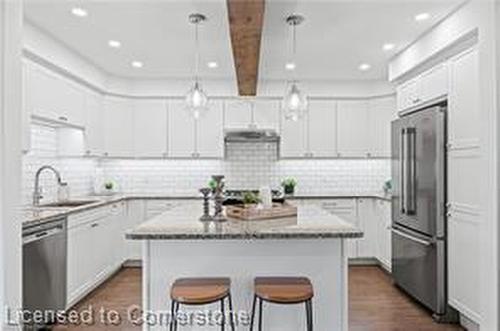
[133,99,168,158]
[307,100,337,157]
[146,239,347,331]
[367,96,397,158]
[336,100,369,158]
[103,96,134,158]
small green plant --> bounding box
[208,179,217,192]
[104,181,114,191]
[243,191,261,205]
[281,178,297,195]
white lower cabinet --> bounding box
[357,198,377,258]
[374,199,392,271]
[66,203,126,308]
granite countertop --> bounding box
[126,205,363,240]
[22,192,391,229]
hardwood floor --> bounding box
[54,266,463,330]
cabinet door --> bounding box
[224,99,252,129]
[337,100,369,157]
[367,96,396,158]
[376,200,392,271]
[67,223,92,305]
[357,198,377,258]
[396,79,418,111]
[308,100,337,157]
[84,90,105,156]
[57,77,85,126]
[420,63,448,104]
[280,111,308,158]
[25,61,60,120]
[133,99,168,158]
[198,101,224,158]
[253,100,280,131]
[103,96,134,157]
[168,100,196,157]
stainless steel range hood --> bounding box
[224,129,280,143]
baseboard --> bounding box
[123,259,142,268]
[459,313,480,331]
[348,257,379,265]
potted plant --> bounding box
[103,181,116,195]
[281,178,297,196]
[243,191,261,207]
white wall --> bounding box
[389,1,499,329]
[0,1,23,329]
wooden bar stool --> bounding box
[250,277,314,331]
[169,277,235,331]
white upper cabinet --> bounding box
[307,100,337,157]
[419,63,448,103]
[168,100,196,158]
[367,96,397,157]
[280,110,308,158]
[253,100,281,131]
[337,100,369,157]
[224,100,252,129]
[197,101,224,158]
[84,89,105,156]
[133,99,168,158]
[103,96,134,157]
[21,61,31,153]
[396,63,448,112]
[25,61,85,126]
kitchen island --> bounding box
[127,205,362,331]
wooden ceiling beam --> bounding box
[226,0,265,96]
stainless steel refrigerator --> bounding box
[391,103,455,321]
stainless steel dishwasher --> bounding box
[23,217,67,326]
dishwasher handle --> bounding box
[23,221,65,245]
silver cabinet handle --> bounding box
[90,223,99,228]
[58,116,68,121]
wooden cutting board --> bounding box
[226,203,298,221]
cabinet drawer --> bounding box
[145,200,177,218]
[68,206,111,229]
[320,199,356,210]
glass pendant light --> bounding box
[282,14,307,122]
[185,13,208,120]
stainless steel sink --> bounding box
[39,200,98,208]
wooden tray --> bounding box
[226,203,298,221]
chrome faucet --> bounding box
[33,165,63,206]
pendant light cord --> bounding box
[194,21,200,84]
[292,22,297,81]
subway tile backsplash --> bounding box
[22,126,390,204]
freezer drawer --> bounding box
[392,226,446,315]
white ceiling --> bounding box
[24,0,462,82]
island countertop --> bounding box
[126,205,363,240]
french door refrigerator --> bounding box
[391,102,454,320]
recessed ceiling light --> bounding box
[359,63,371,71]
[207,61,218,69]
[108,40,122,48]
[71,7,88,17]
[415,12,430,21]
[131,61,144,68]
[285,62,296,71]
[383,43,395,51]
